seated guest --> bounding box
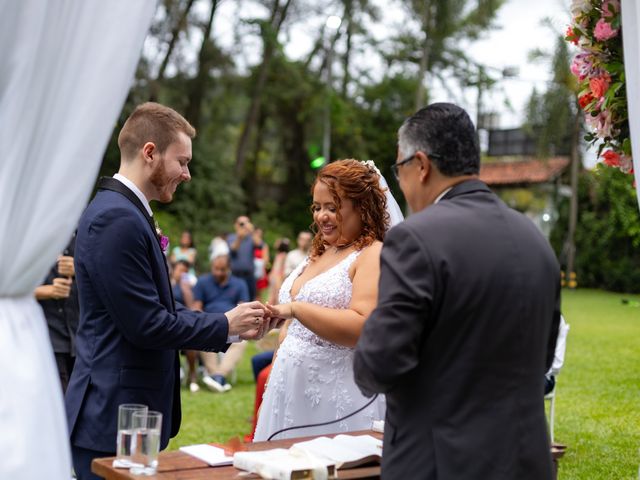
[545,315,569,395]
[170,260,199,392]
[193,254,249,392]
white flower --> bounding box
[570,0,591,17]
[362,159,381,177]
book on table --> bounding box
[232,434,382,479]
[179,444,233,466]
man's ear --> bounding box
[415,151,430,183]
[142,142,156,164]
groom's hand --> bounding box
[225,301,267,336]
[239,309,285,340]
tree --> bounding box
[234,0,293,176]
[393,0,506,110]
[525,33,582,282]
[550,165,640,293]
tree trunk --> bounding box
[341,0,353,97]
[565,110,581,288]
[185,0,218,132]
[414,0,433,111]
[235,0,292,176]
[245,111,266,214]
[150,0,197,102]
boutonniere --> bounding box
[154,220,170,253]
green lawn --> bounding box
[169,288,640,479]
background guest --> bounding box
[193,254,250,392]
[253,227,269,301]
[284,231,312,277]
[170,260,199,393]
[34,234,79,393]
[268,237,290,306]
[228,216,257,300]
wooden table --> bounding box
[92,430,382,479]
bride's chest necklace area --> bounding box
[290,250,354,298]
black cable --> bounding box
[266,394,379,441]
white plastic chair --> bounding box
[545,316,569,443]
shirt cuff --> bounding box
[227,335,240,343]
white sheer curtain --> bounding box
[0,1,155,478]
[622,1,640,212]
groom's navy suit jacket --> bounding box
[355,180,561,479]
[65,178,229,453]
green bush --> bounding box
[551,165,640,293]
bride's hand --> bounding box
[266,302,295,320]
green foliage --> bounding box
[93,0,507,263]
[551,166,640,293]
[524,36,577,157]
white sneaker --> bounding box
[189,382,200,393]
[202,375,227,393]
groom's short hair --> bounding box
[118,102,196,160]
[398,102,480,177]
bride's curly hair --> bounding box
[309,159,390,260]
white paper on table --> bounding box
[179,444,234,466]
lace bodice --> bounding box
[278,250,360,351]
[253,248,385,441]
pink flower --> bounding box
[619,155,634,174]
[602,0,620,18]
[586,109,615,138]
[594,18,618,41]
[571,53,593,80]
[160,235,169,253]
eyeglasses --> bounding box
[391,152,443,180]
[391,154,416,180]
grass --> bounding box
[168,288,640,479]
[554,289,640,479]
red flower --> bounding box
[578,92,595,110]
[601,150,621,167]
[565,26,579,45]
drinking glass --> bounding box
[116,404,148,467]
[130,410,162,475]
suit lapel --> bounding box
[98,177,158,241]
[97,176,176,311]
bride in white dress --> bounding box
[253,159,402,441]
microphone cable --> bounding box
[266,393,379,441]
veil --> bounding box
[362,160,404,229]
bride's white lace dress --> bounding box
[253,250,385,441]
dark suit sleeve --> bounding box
[86,208,229,351]
[354,222,436,396]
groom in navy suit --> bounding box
[65,103,273,479]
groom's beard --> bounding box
[150,158,174,203]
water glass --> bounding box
[130,410,163,475]
[117,404,148,467]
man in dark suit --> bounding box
[353,103,561,479]
[65,102,273,480]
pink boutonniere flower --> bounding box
[159,234,169,253]
[154,220,170,253]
